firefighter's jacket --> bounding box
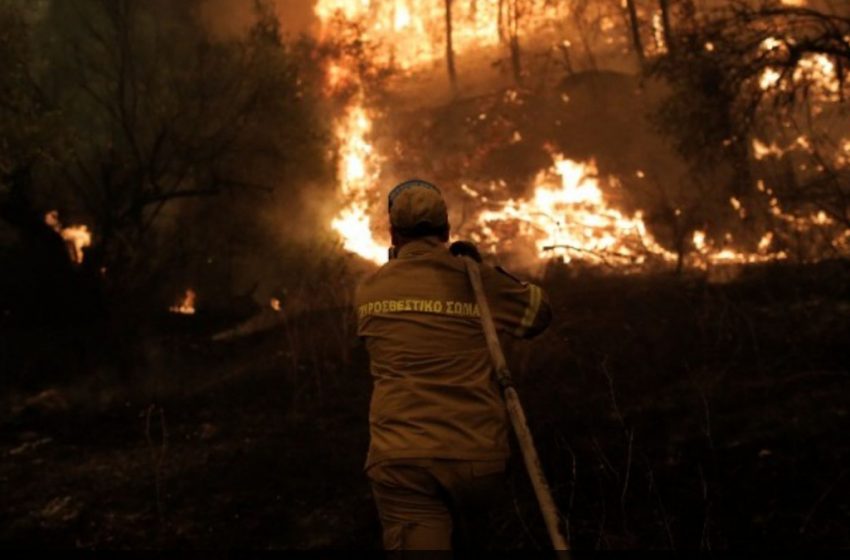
[355,237,552,469]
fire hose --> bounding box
[462,256,570,554]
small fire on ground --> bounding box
[170,289,197,315]
[44,210,92,265]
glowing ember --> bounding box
[794,54,839,96]
[759,68,782,90]
[693,230,707,251]
[730,197,747,219]
[170,289,197,315]
[758,232,774,252]
[44,210,92,265]
[753,138,785,159]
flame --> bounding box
[316,0,499,69]
[758,232,774,252]
[329,101,388,264]
[758,36,840,98]
[315,3,849,272]
[753,138,786,159]
[651,11,668,54]
[473,155,809,269]
[759,68,782,90]
[692,230,707,251]
[394,2,411,30]
[270,298,282,312]
[331,203,388,264]
[170,289,197,315]
[794,54,839,96]
[316,0,571,71]
[45,210,92,265]
[476,156,675,266]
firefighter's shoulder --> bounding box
[354,259,403,304]
[492,264,527,286]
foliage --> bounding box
[649,1,850,167]
[1,0,329,295]
[645,1,850,257]
[0,1,60,177]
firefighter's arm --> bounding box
[481,264,552,339]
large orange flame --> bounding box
[328,101,388,264]
[475,157,675,266]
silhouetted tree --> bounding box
[625,0,646,66]
[445,0,458,95]
[650,0,850,255]
[26,0,326,289]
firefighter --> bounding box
[355,179,552,551]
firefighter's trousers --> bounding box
[367,457,507,551]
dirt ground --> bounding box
[1,260,848,550]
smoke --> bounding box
[199,0,317,39]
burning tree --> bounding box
[649,1,850,262]
[315,0,849,273]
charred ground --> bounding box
[1,259,848,550]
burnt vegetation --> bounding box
[1,0,849,551]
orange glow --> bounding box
[328,101,388,264]
[317,0,496,70]
[758,36,840,99]
[652,11,668,54]
[472,155,805,268]
[475,156,675,266]
[170,289,197,315]
[45,210,92,265]
[315,3,850,271]
[759,68,782,90]
[316,0,572,71]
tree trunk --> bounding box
[557,42,575,75]
[625,0,645,66]
[659,0,674,54]
[508,0,523,85]
[674,223,685,276]
[679,0,697,35]
[572,2,598,72]
[445,0,458,95]
[498,0,506,43]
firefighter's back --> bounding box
[356,179,551,551]
[356,237,508,469]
